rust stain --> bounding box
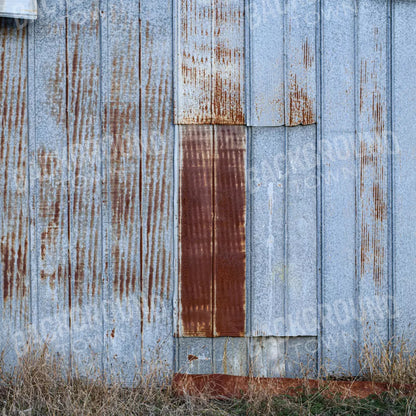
[69,19,102,309]
[287,74,315,126]
[107,19,140,303]
[0,21,29,318]
[46,56,65,126]
[188,354,198,362]
[302,39,314,70]
[111,328,115,338]
[140,19,173,324]
[38,150,67,291]
[178,0,245,124]
[359,55,387,287]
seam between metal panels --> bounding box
[246,126,252,373]
[245,0,252,126]
[26,19,36,330]
[138,0,144,371]
[98,0,107,377]
[210,0,214,124]
[173,125,180,371]
[282,0,289,374]
[316,0,324,377]
[172,0,179,373]
[353,0,360,375]
[387,0,395,344]
[212,126,215,338]
[64,0,73,373]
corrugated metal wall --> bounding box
[0,0,415,379]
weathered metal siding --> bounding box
[1,0,416,380]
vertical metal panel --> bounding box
[248,0,285,126]
[286,125,317,336]
[0,18,30,361]
[393,1,416,344]
[179,125,213,337]
[32,0,70,359]
[356,0,389,348]
[321,0,358,374]
[67,0,104,371]
[214,125,246,337]
[179,125,246,337]
[249,126,317,337]
[175,0,245,124]
[285,0,317,126]
[248,0,317,127]
[250,127,285,336]
[140,0,175,371]
[213,337,247,375]
[250,337,285,377]
[104,0,142,378]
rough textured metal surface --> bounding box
[0,0,174,379]
[2,0,416,381]
[321,0,358,374]
[394,1,416,345]
[321,0,391,375]
[175,0,245,124]
[0,18,30,367]
[179,125,246,337]
[248,0,317,126]
[0,0,37,20]
[249,126,317,337]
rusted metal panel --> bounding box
[0,0,37,20]
[32,0,70,359]
[175,0,245,124]
[356,0,389,348]
[179,125,246,337]
[248,0,317,126]
[67,0,104,370]
[0,18,30,352]
[213,125,246,337]
[179,125,213,337]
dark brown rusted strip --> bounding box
[173,374,414,399]
[179,126,213,337]
[179,125,246,337]
[213,126,246,337]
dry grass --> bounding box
[359,333,416,386]
[0,341,415,415]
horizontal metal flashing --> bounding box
[0,0,37,20]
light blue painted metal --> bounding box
[248,0,317,126]
[0,0,37,19]
[321,0,358,375]
[2,0,416,381]
[393,1,416,345]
